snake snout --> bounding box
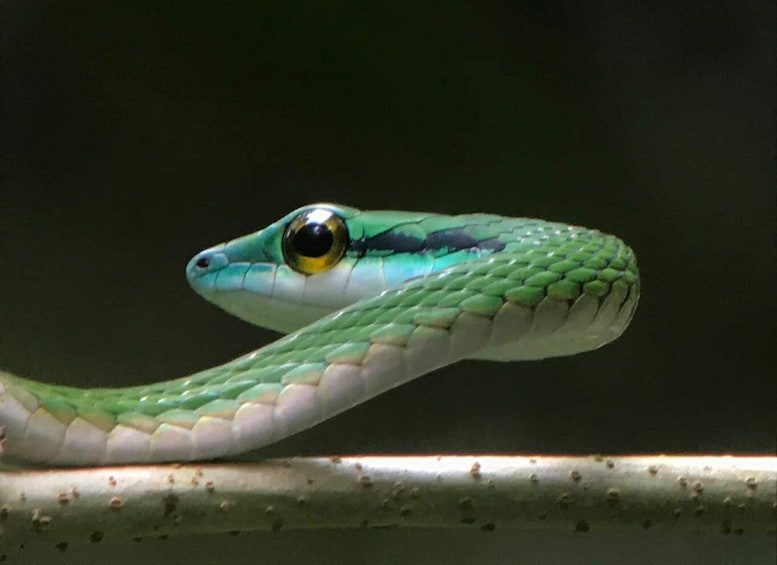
[187,245,226,270]
[185,244,229,287]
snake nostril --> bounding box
[195,256,210,269]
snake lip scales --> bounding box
[0,203,639,465]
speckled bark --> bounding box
[1,455,774,553]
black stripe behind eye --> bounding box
[425,228,479,250]
[479,238,507,252]
[347,227,507,256]
[364,230,425,253]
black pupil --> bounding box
[293,223,333,257]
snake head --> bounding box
[186,203,376,333]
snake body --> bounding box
[0,204,639,465]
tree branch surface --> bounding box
[0,455,775,547]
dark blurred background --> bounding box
[1,1,774,563]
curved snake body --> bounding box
[0,204,639,465]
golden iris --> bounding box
[282,208,348,274]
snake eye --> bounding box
[282,208,348,275]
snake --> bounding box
[0,203,639,466]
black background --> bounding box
[1,2,774,563]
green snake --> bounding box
[0,203,639,465]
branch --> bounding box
[1,455,775,547]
